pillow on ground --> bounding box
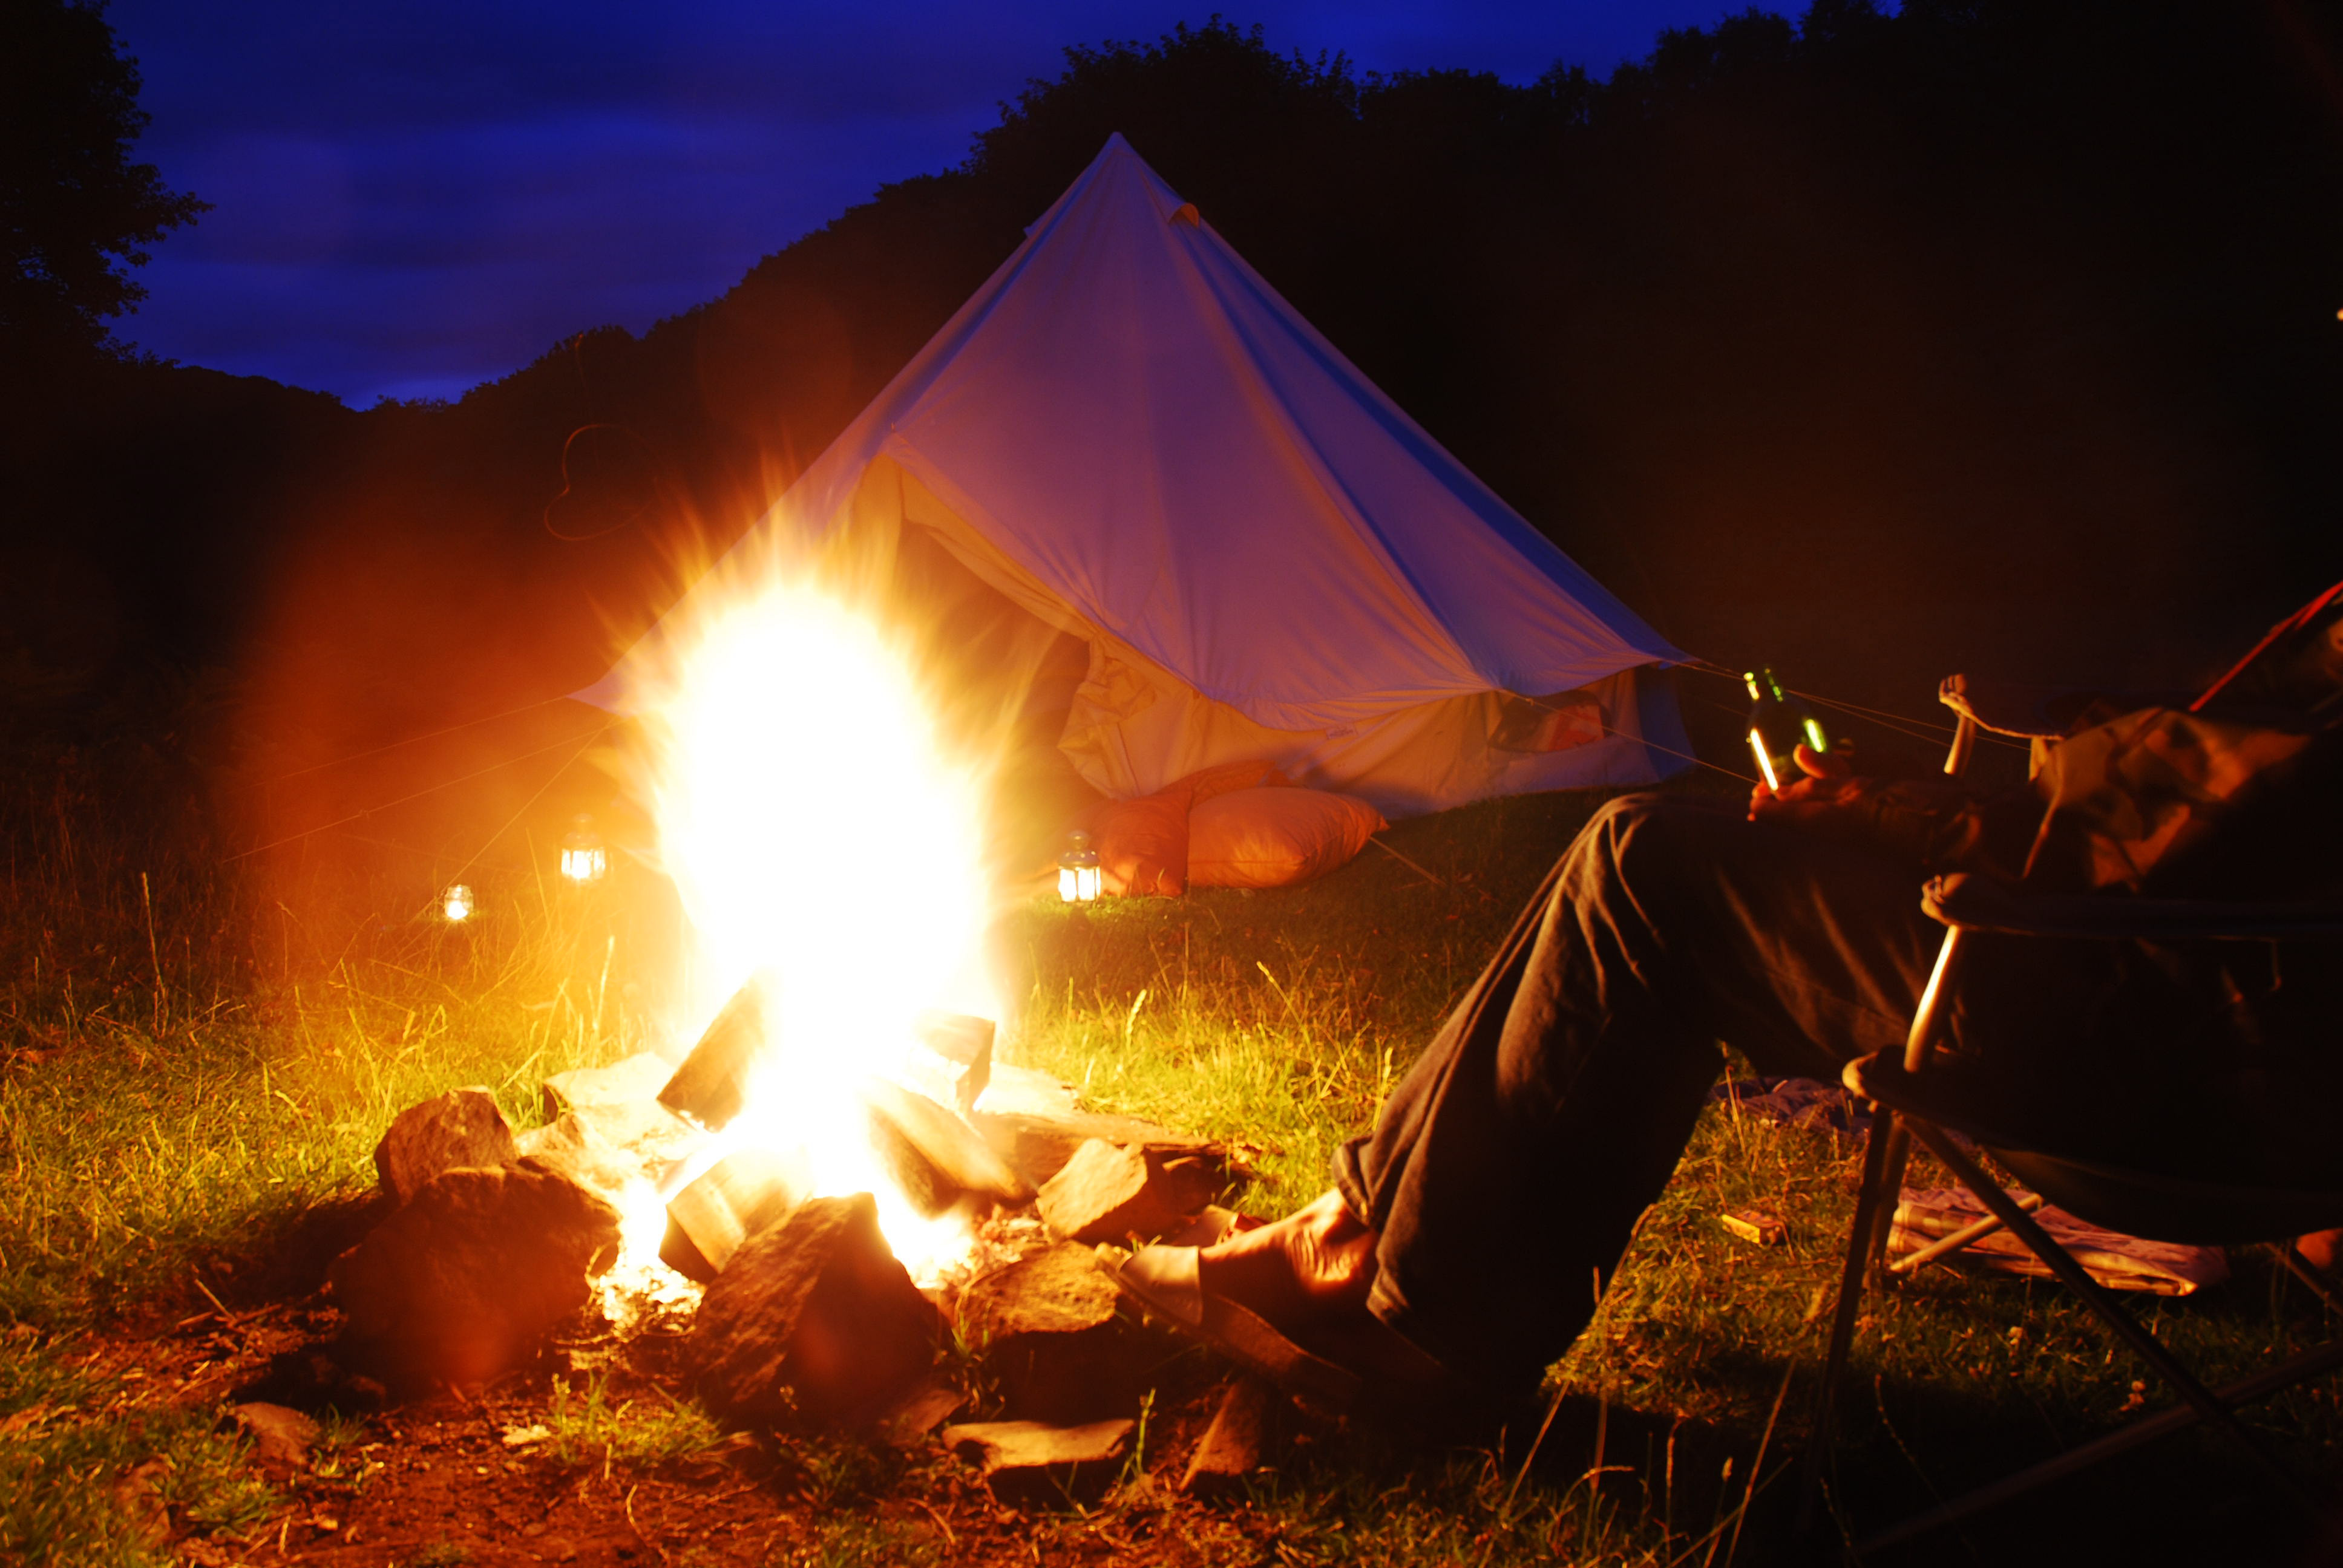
[1086,759,1295,897]
[1188,788,1387,889]
[1090,784,1194,896]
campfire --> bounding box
[329,573,1242,1483]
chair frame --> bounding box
[1801,705,2343,1553]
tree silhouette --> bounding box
[2,0,206,356]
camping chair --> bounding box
[1801,680,2343,1555]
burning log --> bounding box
[329,1159,623,1386]
[861,1079,1032,1206]
[373,1086,518,1206]
[660,1145,809,1282]
[658,969,780,1132]
[902,1009,994,1116]
[1034,1138,1225,1244]
[687,1193,940,1428]
[863,1102,960,1219]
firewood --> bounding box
[658,970,779,1132]
[860,1078,1032,1205]
[660,1145,809,1282]
[863,1100,960,1219]
[903,1010,994,1116]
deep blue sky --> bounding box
[108,2,1758,405]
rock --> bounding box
[660,1145,808,1282]
[862,1079,1032,1205]
[971,1108,1228,1189]
[956,1242,1146,1422]
[373,1086,517,1206]
[687,1192,939,1428]
[973,1062,1081,1118]
[1035,1138,1222,1244]
[873,1377,965,1449]
[566,1097,701,1170]
[229,1401,321,1473]
[328,1161,623,1385]
[1179,1376,1278,1494]
[940,1419,1133,1504]
[515,1111,642,1200]
[903,1010,994,1116]
[542,1051,677,1117]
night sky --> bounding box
[106,1,1752,406]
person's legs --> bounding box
[1316,792,1939,1394]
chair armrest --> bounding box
[1938,675,2197,740]
[1922,873,2343,941]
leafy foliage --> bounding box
[0,0,205,354]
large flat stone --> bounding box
[514,1110,642,1200]
[687,1192,939,1428]
[970,1108,1227,1189]
[373,1087,517,1206]
[329,1160,622,1385]
[940,1419,1133,1505]
[541,1051,676,1117]
[1035,1138,1221,1244]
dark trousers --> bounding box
[1334,794,1940,1393]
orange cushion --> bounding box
[1090,785,1194,896]
[1083,760,1294,898]
[1187,788,1386,889]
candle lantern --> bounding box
[560,814,608,884]
[1058,828,1101,903]
[442,884,475,923]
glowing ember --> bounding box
[631,580,1000,1279]
[599,1176,701,1320]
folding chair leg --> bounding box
[1903,1120,2313,1508]
[1798,1107,1902,1533]
[1856,1334,2343,1554]
[1865,1118,1912,1277]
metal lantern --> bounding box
[560,814,608,884]
[1058,828,1101,903]
[442,884,475,922]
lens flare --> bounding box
[631,580,998,1277]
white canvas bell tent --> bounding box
[583,134,1690,818]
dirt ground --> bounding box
[80,1281,1332,1568]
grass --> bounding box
[1,734,2339,1565]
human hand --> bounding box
[1749,743,1861,822]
